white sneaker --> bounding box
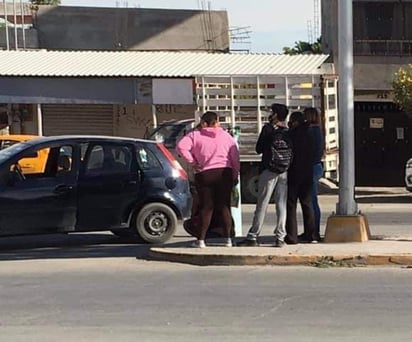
[223,238,232,247]
[191,240,206,248]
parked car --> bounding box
[406,158,412,192]
[0,135,191,244]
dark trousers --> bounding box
[285,178,316,244]
[195,167,233,240]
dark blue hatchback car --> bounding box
[0,135,191,244]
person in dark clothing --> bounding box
[237,103,291,248]
[303,107,325,241]
[285,111,317,244]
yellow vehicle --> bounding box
[0,134,48,174]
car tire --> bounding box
[240,165,275,204]
[241,166,259,204]
[134,203,177,244]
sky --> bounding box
[58,0,318,53]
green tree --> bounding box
[30,0,61,5]
[392,64,412,112]
[282,38,322,55]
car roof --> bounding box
[20,135,157,146]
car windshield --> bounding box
[149,123,194,143]
[0,141,30,163]
[0,139,20,150]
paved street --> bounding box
[0,187,410,261]
[241,189,412,239]
[2,260,412,341]
[0,187,411,341]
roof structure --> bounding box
[0,50,332,77]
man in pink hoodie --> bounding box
[177,111,240,248]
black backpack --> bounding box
[267,126,293,174]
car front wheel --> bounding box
[134,203,177,244]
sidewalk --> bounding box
[150,186,412,266]
[149,237,412,266]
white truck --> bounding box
[194,75,339,203]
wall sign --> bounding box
[369,117,384,129]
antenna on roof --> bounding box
[313,0,320,40]
[198,0,217,51]
[229,26,252,53]
[307,20,313,44]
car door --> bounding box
[0,142,78,236]
[76,141,140,230]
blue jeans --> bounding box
[312,162,323,238]
[246,169,288,241]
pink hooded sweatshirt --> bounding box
[176,127,240,181]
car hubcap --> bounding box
[144,211,168,235]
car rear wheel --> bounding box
[134,203,177,244]
[241,165,259,204]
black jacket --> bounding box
[288,124,314,182]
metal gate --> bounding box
[355,102,412,186]
[42,104,114,136]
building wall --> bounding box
[322,0,412,92]
[321,0,412,186]
[33,6,229,52]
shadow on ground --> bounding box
[0,233,159,261]
[356,195,412,203]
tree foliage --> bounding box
[30,0,61,5]
[392,64,412,112]
[282,38,322,55]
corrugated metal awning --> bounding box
[0,50,331,77]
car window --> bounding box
[2,143,74,185]
[0,139,20,150]
[85,144,132,175]
[0,142,29,163]
[17,147,47,175]
[57,146,73,175]
[136,145,161,170]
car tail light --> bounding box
[156,143,188,180]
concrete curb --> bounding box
[149,248,412,266]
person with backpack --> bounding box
[284,111,317,244]
[237,103,292,248]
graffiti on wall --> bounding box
[114,104,153,138]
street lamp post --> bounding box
[324,0,370,243]
[336,0,357,215]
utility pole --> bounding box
[13,0,18,50]
[3,0,10,50]
[336,0,357,215]
[324,0,370,243]
[20,0,25,49]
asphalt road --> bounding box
[1,260,412,341]
[0,188,410,261]
[0,188,411,341]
